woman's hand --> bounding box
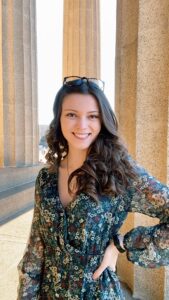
[93,242,119,280]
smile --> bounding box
[73,133,91,139]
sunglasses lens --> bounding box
[64,76,82,86]
[88,79,104,90]
[63,76,104,90]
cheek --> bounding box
[60,118,68,136]
[60,115,68,128]
[60,118,75,136]
[95,121,101,133]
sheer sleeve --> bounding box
[17,172,44,299]
[123,163,169,268]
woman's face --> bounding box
[60,93,101,152]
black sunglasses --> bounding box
[63,76,105,91]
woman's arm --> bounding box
[17,172,44,299]
[123,163,169,268]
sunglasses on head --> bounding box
[63,76,105,91]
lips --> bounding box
[73,133,91,139]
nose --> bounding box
[76,117,88,130]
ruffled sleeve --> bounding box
[17,172,44,299]
[123,163,169,268]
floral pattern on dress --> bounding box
[17,161,169,299]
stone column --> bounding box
[115,0,139,157]
[134,1,169,299]
[63,0,100,78]
[2,0,15,166]
[115,0,169,299]
[115,0,139,292]
[13,0,25,165]
[1,0,38,167]
[0,0,40,223]
[30,0,39,164]
[23,0,33,165]
[0,1,4,167]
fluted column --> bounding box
[63,0,100,78]
[13,0,25,165]
[23,0,33,165]
[30,0,39,164]
[2,0,15,166]
[116,1,169,299]
[2,0,38,167]
[0,0,39,223]
[0,1,4,167]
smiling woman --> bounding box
[17,77,169,299]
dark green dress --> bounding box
[17,162,169,299]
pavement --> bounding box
[0,209,134,300]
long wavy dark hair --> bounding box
[45,81,137,201]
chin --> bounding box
[70,142,92,151]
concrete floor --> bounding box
[0,209,134,300]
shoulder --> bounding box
[36,165,58,188]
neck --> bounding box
[67,148,88,171]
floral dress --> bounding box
[17,162,169,300]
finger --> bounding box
[93,264,106,280]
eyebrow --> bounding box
[63,109,100,113]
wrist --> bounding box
[118,234,125,249]
[113,234,126,253]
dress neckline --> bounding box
[54,164,76,210]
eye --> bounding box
[66,113,77,118]
[88,114,100,119]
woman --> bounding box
[17,76,169,299]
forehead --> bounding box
[62,93,100,111]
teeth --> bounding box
[73,133,90,138]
